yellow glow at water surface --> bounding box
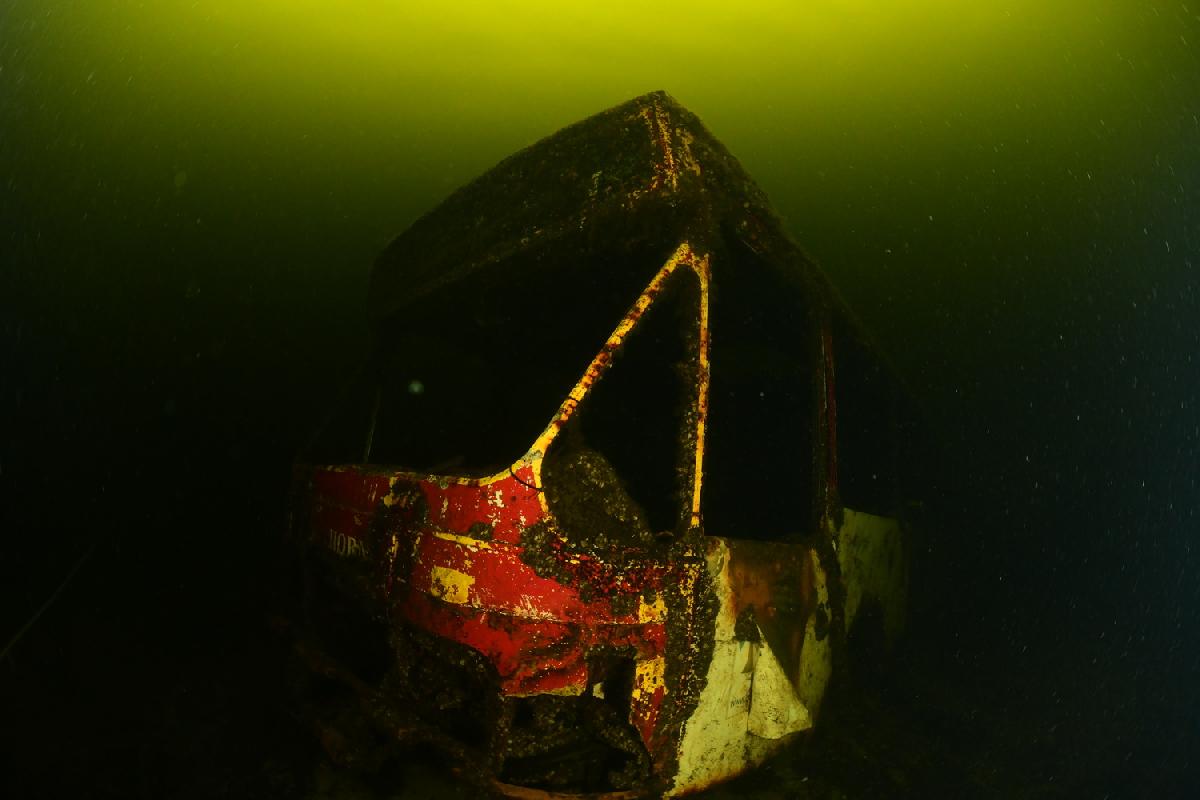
[8,0,1180,257]
[41,0,1138,145]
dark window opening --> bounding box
[833,313,900,516]
[702,239,816,540]
[358,234,679,474]
[544,269,699,542]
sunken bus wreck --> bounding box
[289,91,910,797]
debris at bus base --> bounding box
[286,90,912,797]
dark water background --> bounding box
[3,2,1198,797]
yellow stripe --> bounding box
[431,530,493,550]
[691,253,711,528]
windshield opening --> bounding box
[544,267,700,545]
[701,240,818,540]
[348,235,678,475]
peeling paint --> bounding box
[638,594,666,624]
[430,565,474,605]
[632,655,666,701]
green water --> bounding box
[5,1,1196,408]
[3,2,1198,796]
